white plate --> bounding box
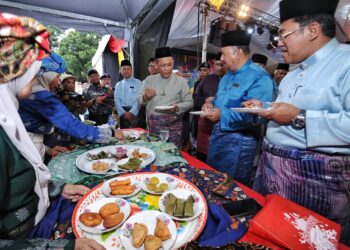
[120,210,177,250]
[230,107,270,114]
[101,176,141,198]
[141,173,177,195]
[154,105,175,111]
[120,129,141,141]
[159,189,204,221]
[189,111,204,115]
[78,197,130,234]
[82,159,118,175]
[76,145,156,174]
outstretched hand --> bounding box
[62,184,90,202]
[75,238,105,250]
[258,102,300,125]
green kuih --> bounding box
[184,195,194,217]
[174,198,186,217]
[165,193,177,216]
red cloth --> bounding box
[247,194,341,250]
[108,36,125,53]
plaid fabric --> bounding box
[254,139,350,223]
[0,12,50,83]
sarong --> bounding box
[147,113,183,148]
[207,123,258,185]
[196,116,215,155]
[254,139,350,224]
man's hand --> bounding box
[123,112,134,121]
[62,184,90,202]
[95,95,107,104]
[143,88,156,101]
[203,108,220,122]
[258,102,300,124]
[165,105,179,114]
[241,99,263,108]
[75,238,105,250]
[46,146,69,157]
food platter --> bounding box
[141,173,177,195]
[77,197,130,234]
[75,145,156,175]
[120,210,177,250]
[159,189,205,221]
[101,176,141,198]
[72,172,208,249]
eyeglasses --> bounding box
[278,26,304,41]
[148,64,156,68]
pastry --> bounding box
[132,223,148,248]
[79,212,102,227]
[109,178,131,187]
[165,193,177,216]
[110,184,136,195]
[184,195,195,217]
[144,235,162,250]
[154,218,171,241]
[92,161,110,172]
[174,198,185,217]
[103,212,124,228]
[99,202,120,218]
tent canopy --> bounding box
[1,0,349,64]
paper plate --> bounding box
[101,176,141,198]
[120,210,177,250]
[230,107,270,114]
[76,145,156,174]
[77,197,130,234]
[189,111,204,115]
[141,173,177,195]
[154,105,175,111]
[72,172,208,249]
[159,189,204,221]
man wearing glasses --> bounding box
[202,30,274,186]
[244,0,350,244]
[147,58,158,76]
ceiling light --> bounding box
[244,20,255,34]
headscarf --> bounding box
[0,61,51,225]
[32,71,60,93]
[0,12,51,83]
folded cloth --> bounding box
[248,194,341,250]
[198,203,247,247]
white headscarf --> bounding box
[0,61,51,225]
[32,71,59,93]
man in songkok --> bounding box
[114,60,142,128]
[244,0,350,244]
[202,30,274,185]
[137,47,193,148]
[251,53,268,69]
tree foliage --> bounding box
[58,31,101,82]
[46,25,64,50]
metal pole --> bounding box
[201,7,209,63]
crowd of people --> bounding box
[1,0,350,248]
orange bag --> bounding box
[247,194,341,250]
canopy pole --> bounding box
[201,5,209,63]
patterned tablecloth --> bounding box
[47,139,188,184]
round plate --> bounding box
[76,145,156,174]
[159,189,204,221]
[154,105,175,111]
[72,172,208,249]
[141,173,176,195]
[78,197,130,234]
[82,159,118,175]
[121,129,141,141]
[101,176,141,198]
[120,210,177,250]
[230,107,270,114]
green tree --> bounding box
[46,25,64,50]
[59,31,100,82]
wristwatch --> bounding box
[291,109,306,130]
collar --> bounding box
[228,59,252,75]
[299,38,338,70]
[123,77,134,82]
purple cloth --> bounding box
[254,139,350,223]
